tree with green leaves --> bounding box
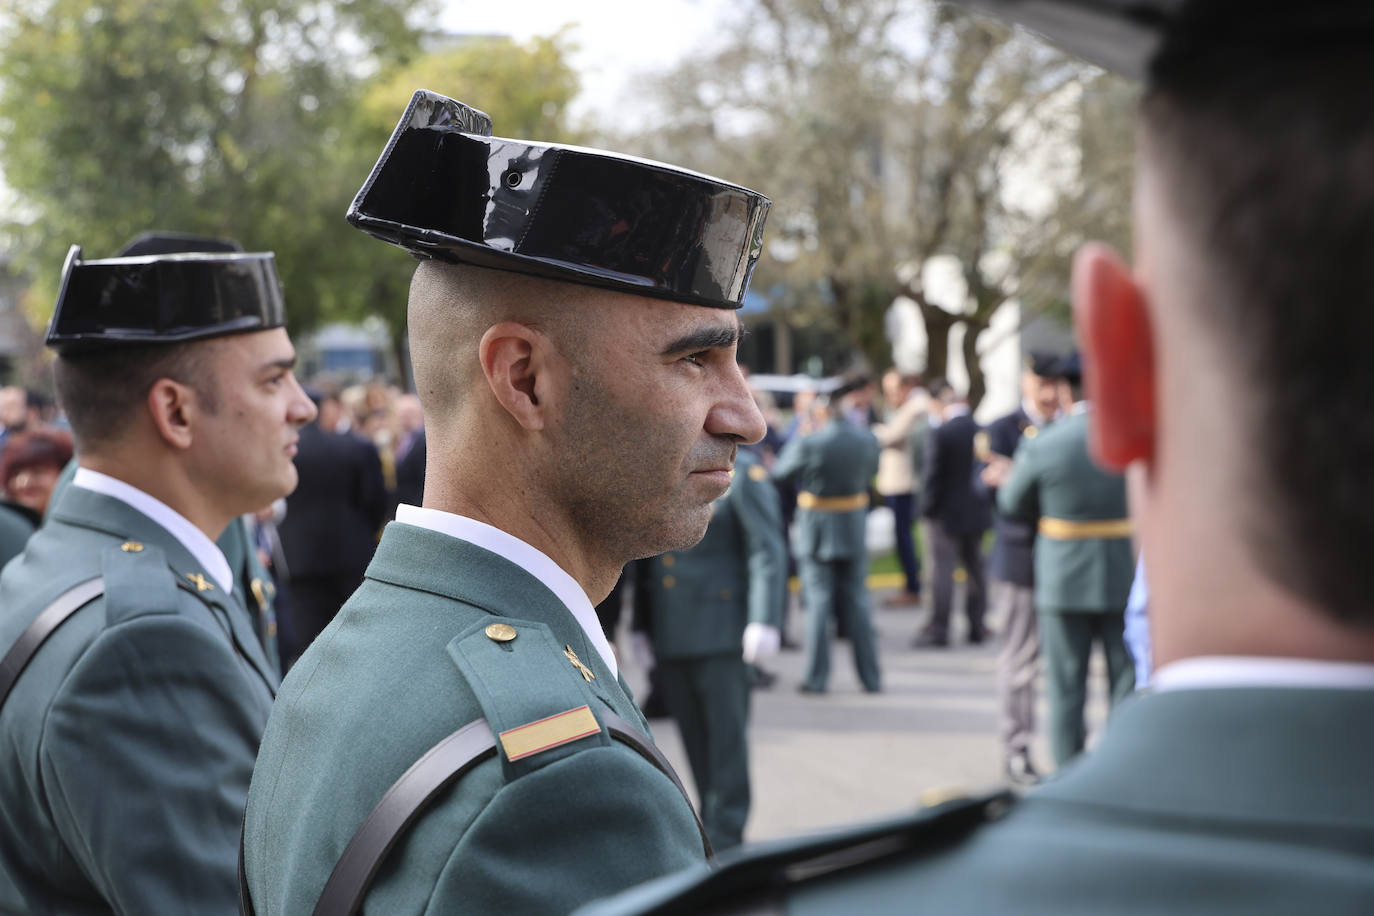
[0,2,583,383]
[0,0,426,335]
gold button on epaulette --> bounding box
[486,623,518,643]
[662,575,676,589]
[662,554,675,568]
[120,541,143,552]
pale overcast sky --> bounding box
[438,0,732,128]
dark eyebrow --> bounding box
[660,320,742,356]
[258,356,297,373]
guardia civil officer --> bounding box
[576,2,1374,912]
[771,385,882,694]
[998,352,1135,768]
[0,233,315,913]
[240,91,771,915]
[632,447,787,850]
[976,352,1063,784]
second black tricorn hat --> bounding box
[46,233,286,355]
[959,1,1374,80]
[347,90,771,309]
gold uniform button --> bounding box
[1024,425,1039,440]
[748,465,768,482]
[662,575,676,589]
[661,554,675,568]
[120,541,144,552]
[486,623,518,643]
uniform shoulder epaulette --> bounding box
[594,791,1015,915]
[446,616,613,781]
[101,540,183,626]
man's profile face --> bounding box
[1022,371,1059,421]
[551,296,766,560]
[881,371,907,407]
[188,328,317,517]
[0,388,27,429]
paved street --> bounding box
[619,585,1113,844]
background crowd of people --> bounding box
[0,353,1136,806]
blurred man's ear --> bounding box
[1072,243,1156,470]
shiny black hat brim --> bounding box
[959,0,1179,78]
[347,90,771,309]
[47,247,287,355]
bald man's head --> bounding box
[408,261,602,425]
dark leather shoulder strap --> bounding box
[0,577,104,712]
[256,710,709,916]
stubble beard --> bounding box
[553,369,716,567]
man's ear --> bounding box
[1072,242,1156,470]
[479,322,557,431]
[146,378,198,450]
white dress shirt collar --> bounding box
[71,467,234,594]
[395,504,618,677]
[1153,655,1374,692]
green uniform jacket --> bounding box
[999,410,1133,613]
[0,486,279,915]
[575,687,1374,915]
[243,521,707,915]
[773,418,880,561]
[50,459,281,673]
[0,500,37,569]
[218,515,281,677]
[637,450,786,659]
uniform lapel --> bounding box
[50,487,280,695]
[366,522,643,720]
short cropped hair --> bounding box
[53,342,217,451]
[1143,33,1374,622]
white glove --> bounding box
[630,631,656,671]
[742,623,781,663]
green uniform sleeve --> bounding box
[771,435,805,482]
[40,613,268,915]
[424,745,706,914]
[732,466,787,628]
[998,438,1041,524]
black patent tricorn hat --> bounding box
[46,233,286,355]
[960,1,1374,80]
[347,90,771,309]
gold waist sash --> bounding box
[1038,517,1133,540]
[797,491,869,512]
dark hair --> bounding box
[925,377,954,400]
[1142,34,1374,622]
[53,342,217,451]
[1,427,74,488]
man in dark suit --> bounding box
[977,353,1062,784]
[914,379,989,647]
[277,387,387,666]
